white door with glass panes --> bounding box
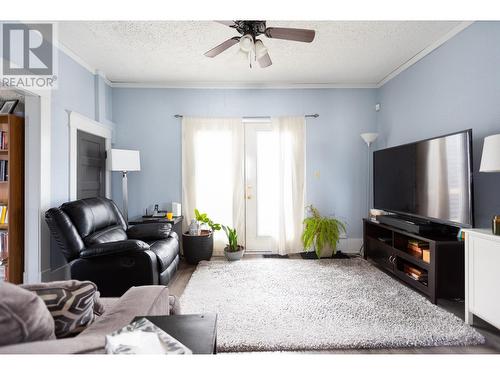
[245,122,280,252]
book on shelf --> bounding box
[407,239,429,259]
[0,131,8,150]
[408,239,429,248]
[0,231,7,282]
[407,272,428,281]
[0,230,8,254]
[403,263,427,282]
[407,246,423,258]
[0,160,8,181]
[422,249,431,263]
[0,205,7,224]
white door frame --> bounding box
[68,111,112,201]
[17,87,51,283]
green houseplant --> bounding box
[301,205,346,259]
[222,225,244,261]
[194,208,221,234]
[183,209,221,265]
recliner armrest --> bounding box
[127,222,172,241]
[80,239,149,259]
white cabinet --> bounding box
[464,229,500,329]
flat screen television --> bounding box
[373,129,473,227]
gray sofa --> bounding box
[0,285,177,354]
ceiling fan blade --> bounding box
[265,27,315,43]
[204,37,240,58]
[258,52,272,68]
[215,21,237,27]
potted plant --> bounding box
[301,205,346,259]
[194,208,222,234]
[182,209,221,265]
[222,225,244,261]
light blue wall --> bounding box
[49,51,114,270]
[377,21,500,228]
[95,74,114,126]
[112,88,377,238]
[51,51,96,206]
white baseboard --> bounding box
[338,238,363,254]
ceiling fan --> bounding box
[204,21,316,68]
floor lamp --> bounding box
[359,133,378,257]
[360,133,378,256]
[111,149,141,221]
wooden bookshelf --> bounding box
[0,114,24,284]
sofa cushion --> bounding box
[0,282,55,346]
[22,280,100,338]
[127,223,172,241]
[0,334,106,354]
[61,197,127,238]
[84,225,128,246]
[0,285,176,354]
[149,238,179,272]
[80,285,171,337]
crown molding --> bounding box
[58,42,114,86]
[109,82,379,89]
[95,69,113,87]
[377,21,474,87]
[57,42,96,75]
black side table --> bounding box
[182,231,214,264]
[135,314,217,354]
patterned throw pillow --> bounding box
[21,280,100,338]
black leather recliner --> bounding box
[45,197,180,297]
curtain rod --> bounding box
[173,114,319,119]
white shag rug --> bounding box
[180,258,484,352]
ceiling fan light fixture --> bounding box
[254,39,267,60]
[239,34,254,53]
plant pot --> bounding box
[182,231,214,265]
[224,245,245,261]
[300,242,341,259]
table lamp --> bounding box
[480,134,500,235]
[111,149,141,221]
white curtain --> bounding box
[271,116,306,255]
[182,117,245,254]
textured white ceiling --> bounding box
[57,21,464,85]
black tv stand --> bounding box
[363,219,464,304]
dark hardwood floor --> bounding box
[168,256,500,354]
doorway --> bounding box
[182,116,305,256]
[76,130,106,199]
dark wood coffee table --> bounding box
[134,314,217,354]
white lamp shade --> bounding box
[111,149,141,172]
[255,40,267,60]
[361,132,379,146]
[480,134,500,172]
[239,34,254,52]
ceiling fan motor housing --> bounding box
[234,21,267,37]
